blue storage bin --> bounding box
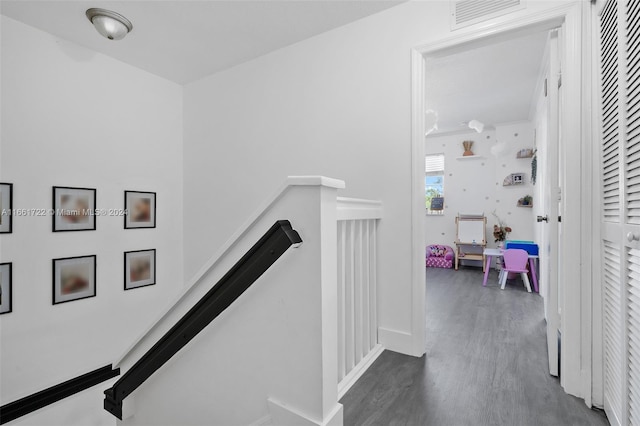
[505,240,539,255]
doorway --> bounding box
[423,25,560,373]
[410,2,594,405]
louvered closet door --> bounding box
[600,0,625,423]
[626,0,640,423]
[599,0,640,425]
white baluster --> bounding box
[337,221,347,382]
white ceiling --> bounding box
[1,0,405,84]
[425,30,549,135]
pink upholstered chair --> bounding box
[500,249,532,292]
[425,245,454,269]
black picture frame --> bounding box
[0,183,13,234]
[124,249,156,290]
[52,255,96,305]
[0,262,12,314]
[512,173,525,184]
[124,191,156,229]
[52,186,96,232]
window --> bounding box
[425,154,444,215]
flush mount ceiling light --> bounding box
[86,8,133,41]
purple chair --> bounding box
[500,249,532,292]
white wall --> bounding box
[0,16,184,420]
[183,0,571,354]
[495,122,537,242]
[424,123,536,266]
[118,182,342,426]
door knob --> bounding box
[537,215,549,223]
[627,232,639,242]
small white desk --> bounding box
[482,248,539,292]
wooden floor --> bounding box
[340,266,609,426]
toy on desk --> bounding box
[454,213,487,271]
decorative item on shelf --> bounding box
[492,211,512,243]
[462,140,474,156]
[516,148,535,158]
[531,152,538,185]
[517,195,533,207]
[503,173,525,186]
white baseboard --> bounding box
[337,344,384,400]
[267,399,343,426]
[378,327,413,354]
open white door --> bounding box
[536,30,561,377]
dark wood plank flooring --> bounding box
[340,267,609,426]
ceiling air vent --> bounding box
[450,0,526,30]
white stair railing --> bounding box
[336,197,384,398]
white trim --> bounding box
[415,5,568,58]
[337,344,384,400]
[528,37,551,122]
[114,176,345,367]
[411,1,591,402]
[267,399,343,426]
[589,0,604,409]
[427,126,496,138]
[410,47,427,357]
[336,197,383,221]
[378,326,414,353]
[579,0,596,408]
[287,176,346,190]
[455,155,486,161]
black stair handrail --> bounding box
[0,365,120,425]
[104,220,302,419]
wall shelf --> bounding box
[516,148,535,158]
[455,155,486,160]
